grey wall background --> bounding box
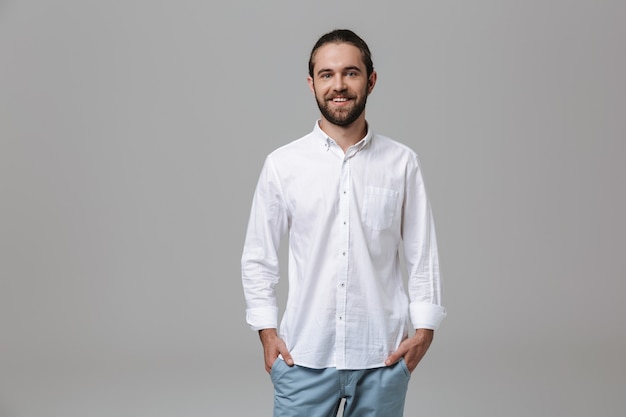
[1,1,625,416]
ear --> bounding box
[367,71,377,94]
[307,76,315,94]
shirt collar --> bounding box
[313,120,373,154]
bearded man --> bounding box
[241,28,446,417]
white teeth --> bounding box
[333,98,348,102]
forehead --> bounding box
[312,42,365,72]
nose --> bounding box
[332,75,346,91]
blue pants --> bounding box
[270,359,411,417]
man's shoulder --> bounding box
[267,131,316,160]
[371,133,420,160]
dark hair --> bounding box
[308,29,374,78]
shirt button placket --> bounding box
[336,158,350,369]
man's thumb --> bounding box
[384,352,399,366]
[281,350,294,366]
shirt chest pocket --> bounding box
[361,186,399,230]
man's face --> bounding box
[308,43,376,127]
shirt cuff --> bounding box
[246,306,278,331]
[410,302,447,330]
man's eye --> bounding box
[321,74,332,79]
[347,72,356,77]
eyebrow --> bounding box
[316,66,363,76]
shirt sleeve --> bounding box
[402,155,447,330]
[241,156,289,331]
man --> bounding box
[241,29,446,417]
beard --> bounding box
[314,87,368,127]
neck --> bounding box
[319,116,368,152]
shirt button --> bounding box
[342,252,346,256]
[340,282,345,288]
[338,316,343,320]
[343,221,347,225]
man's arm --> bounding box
[387,154,446,371]
[241,157,290,365]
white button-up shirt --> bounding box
[241,121,446,370]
